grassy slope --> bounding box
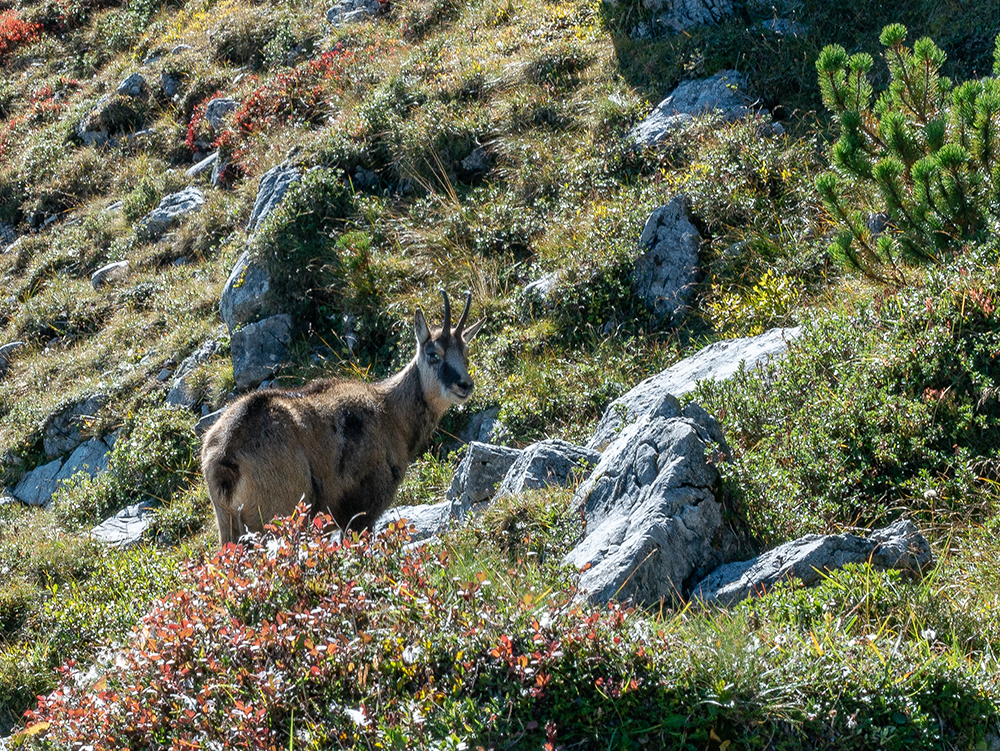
[0,0,998,745]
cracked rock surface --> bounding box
[566,394,730,605]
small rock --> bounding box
[630,70,753,146]
[116,72,148,98]
[219,251,273,332]
[90,501,157,547]
[166,339,222,408]
[53,438,111,487]
[157,368,172,382]
[0,341,25,376]
[691,519,933,607]
[91,260,129,290]
[12,458,64,506]
[326,0,381,24]
[136,186,205,241]
[445,442,523,517]
[460,147,490,174]
[247,163,301,234]
[374,501,452,542]
[523,271,562,308]
[0,223,16,248]
[352,166,379,191]
[759,17,806,36]
[204,98,239,133]
[495,439,600,497]
[170,44,192,55]
[653,0,734,32]
[186,152,219,178]
[633,195,701,325]
[161,71,182,99]
[42,394,109,458]
[231,314,293,389]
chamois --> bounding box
[201,290,483,544]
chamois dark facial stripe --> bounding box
[441,362,462,388]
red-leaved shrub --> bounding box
[0,11,42,56]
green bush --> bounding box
[695,244,1000,542]
[816,26,1000,279]
[53,406,200,529]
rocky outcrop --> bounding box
[204,98,239,133]
[116,73,148,98]
[632,196,700,325]
[565,395,730,606]
[54,438,112,485]
[247,163,301,234]
[588,326,802,450]
[691,519,933,606]
[136,187,204,241]
[231,314,293,389]
[12,458,63,506]
[445,442,522,516]
[166,339,222,408]
[42,394,109,458]
[495,439,600,498]
[650,0,733,32]
[220,251,272,332]
[11,435,114,507]
[631,70,752,146]
[326,0,381,24]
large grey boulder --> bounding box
[633,196,700,325]
[565,395,729,606]
[53,438,111,486]
[588,326,802,450]
[137,187,204,241]
[231,314,293,389]
[220,251,272,332]
[167,339,222,408]
[247,163,301,234]
[42,394,109,458]
[12,459,64,506]
[446,442,523,517]
[90,501,157,547]
[496,439,600,497]
[650,0,733,32]
[692,519,932,607]
[631,70,751,146]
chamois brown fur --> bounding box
[202,291,482,544]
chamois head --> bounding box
[414,290,483,407]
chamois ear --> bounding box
[463,319,485,342]
[414,308,431,346]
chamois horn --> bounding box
[454,290,472,335]
[440,289,451,335]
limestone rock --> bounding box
[231,314,293,389]
[445,442,523,516]
[12,458,63,506]
[0,341,25,376]
[566,396,729,606]
[53,438,111,486]
[247,163,301,234]
[691,519,933,607]
[167,339,222,408]
[496,439,600,497]
[588,326,802,450]
[220,251,272,332]
[161,71,182,99]
[204,98,239,133]
[90,501,157,547]
[632,196,700,325]
[326,0,382,24]
[137,187,204,241]
[42,394,109,458]
[652,0,733,32]
[186,151,218,178]
[116,73,148,98]
[91,260,129,290]
[631,70,751,146]
[374,501,452,542]
[0,222,16,248]
[458,407,505,446]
